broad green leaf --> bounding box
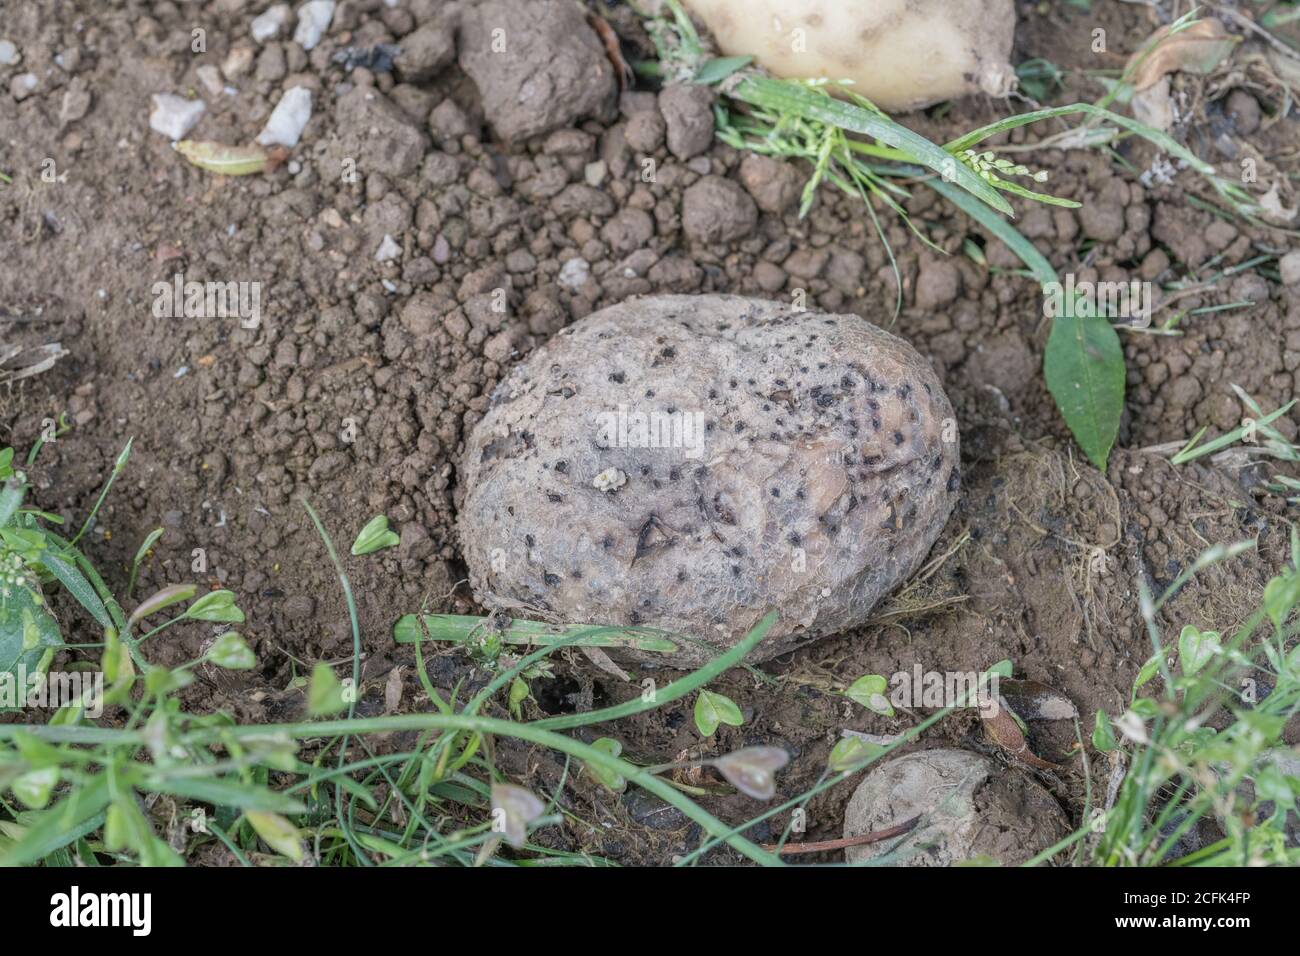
[245,810,305,862]
[1264,572,1300,631]
[1092,709,1117,752]
[206,631,255,670]
[0,584,62,691]
[1044,311,1125,470]
[586,737,626,793]
[1178,625,1220,676]
[845,674,894,716]
[829,736,882,772]
[350,515,399,556]
[186,589,244,623]
[11,766,59,809]
[308,662,348,716]
[38,550,111,627]
[694,689,743,737]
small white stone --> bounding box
[11,72,38,101]
[149,93,206,139]
[257,85,313,147]
[558,257,590,291]
[375,234,402,262]
[293,0,335,51]
[251,3,291,43]
[584,160,607,187]
[1278,249,1300,286]
[195,65,223,97]
[0,39,20,66]
[593,468,628,493]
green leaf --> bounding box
[0,584,62,691]
[694,55,752,85]
[694,689,743,737]
[144,666,194,695]
[508,677,529,718]
[38,550,111,628]
[206,631,255,670]
[730,75,1013,216]
[1044,310,1126,470]
[829,736,879,772]
[186,589,244,623]
[586,737,626,793]
[0,479,25,529]
[146,776,306,814]
[308,662,348,716]
[1092,709,1117,752]
[844,674,894,716]
[1132,654,1161,697]
[0,773,109,866]
[393,613,678,653]
[11,766,59,809]
[1263,572,1300,631]
[350,515,400,556]
[245,810,305,862]
[132,528,165,568]
[1178,625,1220,676]
[129,583,198,625]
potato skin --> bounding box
[682,0,1016,113]
[458,295,959,665]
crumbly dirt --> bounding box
[2,0,1299,865]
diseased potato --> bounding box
[842,750,1069,866]
[458,295,958,666]
[682,0,1016,113]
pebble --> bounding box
[257,85,312,146]
[195,65,224,97]
[375,234,402,262]
[293,0,335,51]
[10,73,37,101]
[584,160,607,187]
[251,3,291,43]
[558,257,590,290]
[1279,250,1300,287]
[59,82,91,125]
[222,45,255,79]
[0,39,19,66]
[149,93,206,140]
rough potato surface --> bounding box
[458,295,959,665]
[843,749,1069,865]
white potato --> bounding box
[683,0,1016,112]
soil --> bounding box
[2,0,1299,865]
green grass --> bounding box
[3,429,1298,867]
